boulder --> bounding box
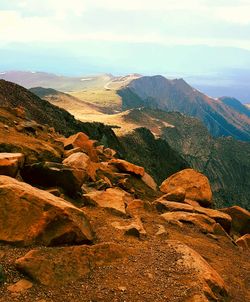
[64,147,82,158]
[62,152,90,185]
[160,169,212,207]
[164,187,186,202]
[83,188,133,216]
[0,176,94,246]
[161,212,216,234]
[16,243,126,286]
[63,132,98,162]
[110,159,145,177]
[64,132,89,150]
[0,152,25,177]
[155,200,194,213]
[20,162,82,196]
[220,206,250,235]
[194,207,231,233]
[167,240,228,301]
[236,234,250,249]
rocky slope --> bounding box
[0,117,249,301]
[117,108,250,209]
[118,75,250,141]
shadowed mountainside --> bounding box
[118,75,250,141]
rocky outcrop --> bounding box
[0,176,94,246]
[220,206,250,235]
[0,152,24,177]
[160,169,212,207]
[16,243,126,285]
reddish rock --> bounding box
[64,132,98,162]
[83,188,133,216]
[7,279,33,293]
[164,187,186,202]
[236,234,250,249]
[154,200,194,213]
[0,176,94,246]
[110,159,145,177]
[0,153,25,177]
[16,243,126,285]
[62,152,90,185]
[64,147,82,158]
[160,169,212,207]
[220,206,250,235]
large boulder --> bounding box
[220,206,250,235]
[0,176,94,246]
[16,243,125,285]
[83,188,133,215]
[20,161,82,196]
[62,152,90,185]
[160,169,212,207]
[166,240,228,301]
[0,153,25,177]
[109,159,145,177]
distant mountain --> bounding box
[118,75,250,141]
[219,97,250,118]
[0,71,113,91]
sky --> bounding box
[0,0,250,102]
[1,0,250,48]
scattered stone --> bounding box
[155,225,167,236]
[0,152,25,177]
[110,159,145,177]
[160,169,212,207]
[62,152,90,185]
[64,132,98,161]
[7,279,33,293]
[236,234,250,249]
[112,217,146,238]
[118,286,127,292]
[0,176,94,246]
[167,240,228,301]
[83,188,133,216]
[16,243,126,286]
[220,206,250,235]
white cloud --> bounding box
[214,5,250,25]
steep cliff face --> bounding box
[118,127,188,182]
[117,108,250,209]
[118,75,250,141]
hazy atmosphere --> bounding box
[1,0,250,101]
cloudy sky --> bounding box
[1,0,250,48]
